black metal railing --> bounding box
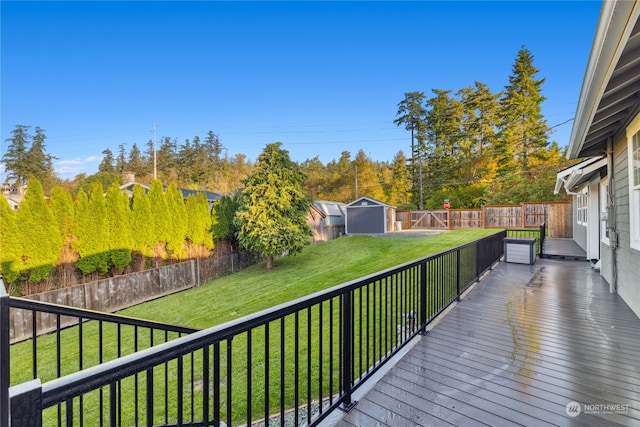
[3,230,506,427]
[1,292,198,427]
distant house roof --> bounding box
[119,182,222,204]
[313,200,347,217]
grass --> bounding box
[10,228,499,425]
[120,229,497,328]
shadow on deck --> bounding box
[330,258,640,426]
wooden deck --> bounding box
[331,258,640,426]
[542,238,588,261]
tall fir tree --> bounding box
[99,149,116,173]
[497,47,550,175]
[236,142,311,269]
[2,125,32,185]
[394,92,427,207]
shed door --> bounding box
[348,207,385,234]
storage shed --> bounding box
[345,197,396,234]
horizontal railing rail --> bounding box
[6,230,506,427]
[6,294,199,408]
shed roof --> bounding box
[346,196,394,208]
[313,200,346,217]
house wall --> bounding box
[573,200,587,251]
[608,135,640,317]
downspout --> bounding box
[606,137,617,293]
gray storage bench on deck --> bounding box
[504,237,536,264]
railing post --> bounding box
[340,291,355,411]
[9,379,42,427]
[455,250,461,301]
[419,260,427,334]
[539,222,546,257]
[1,279,9,427]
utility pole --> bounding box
[153,121,157,179]
[354,165,358,199]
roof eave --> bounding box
[568,1,640,159]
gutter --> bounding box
[606,137,617,293]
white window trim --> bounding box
[600,178,609,246]
[626,113,640,251]
[576,188,588,226]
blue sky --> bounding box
[1,1,602,181]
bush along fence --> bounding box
[2,230,506,427]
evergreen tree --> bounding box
[236,142,311,269]
[128,143,148,177]
[49,186,78,266]
[105,182,132,272]
[157,137,178,180]
[301,156,330,199]
[165,183,188,259]
[0,196,21,284]
[388,151,411,207]
[394,92,427,207]
[74,182,110,275]
[326,151,354,203]
[185,193,213,254]
[353,150,385,201]
[99,149,116,173]
[210,192,241,248]
[130,184,155,258]
[2,125,32,185]
[116,144,127,173]
[17,177,62,283]
[26,127,57,192]
[498,47,550,175]
[147,179,170,258]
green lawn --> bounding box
[121,229,497,328]
[11,228,499,425]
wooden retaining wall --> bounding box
[10,261,196,343]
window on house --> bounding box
[576,189,588,226]
[600,179,609,245]
[629,123,640,250]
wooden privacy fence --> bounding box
[396,201,572,237]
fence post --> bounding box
[1,279,9,427]
[539,222,546,257]
[340,291,355,411]
[419,260,427,334]
[8,379,42,427]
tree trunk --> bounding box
[265,254,275,270]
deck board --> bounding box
[335,258,640,426]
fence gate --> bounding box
[547,202,573,237]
